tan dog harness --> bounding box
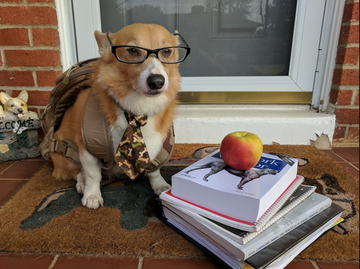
[82,88,175,173]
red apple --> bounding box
[220,131,263,171]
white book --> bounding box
[166,184,317,245]
[161,175,304,232]
[163,192,332,260]
[171,150,298,224]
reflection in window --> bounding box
[100,0,297,77]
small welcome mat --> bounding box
[0,145,358,261]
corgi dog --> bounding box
[0,90,29,120]
[50,23,190,209]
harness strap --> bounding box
[145,124,175,173]
[82,88,113,170]
[48,138,80,164]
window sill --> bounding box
[173,105,336,145]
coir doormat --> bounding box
[0,145,358,261]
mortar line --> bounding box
[28,28,33,47]
[310,260,321,269]
[137,257,144,269]
[331,150,359,171]
[48,254,60,269]
[0,161,19,175]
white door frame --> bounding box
[55,0,345,111]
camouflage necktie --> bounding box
[115,111,150,179]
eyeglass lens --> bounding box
[115,47,187,63]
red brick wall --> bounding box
[0,0,61,119]
[330,0,360,143]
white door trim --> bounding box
[55,0,345,111]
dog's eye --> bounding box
[161,49,172,57]
[11,104,15,108]
[21,104,24,106]
[127,48,141,57]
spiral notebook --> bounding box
[206,184,317,244]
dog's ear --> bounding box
[94,30,112,62]
[18,90,28,102]
[0,92,11,105]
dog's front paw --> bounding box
[148,170,171,195]
[153,182,171,196]
[82,194,104,209]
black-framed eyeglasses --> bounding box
[106,32,191,64]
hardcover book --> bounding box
[171,150,298,224]
[159,202,343,269]
[162,192,331,260]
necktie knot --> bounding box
[125,111,148,127]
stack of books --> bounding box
[158,150,344,269]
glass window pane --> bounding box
[100,0,297,77]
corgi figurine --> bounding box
[0,90,39,120]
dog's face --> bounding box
[0,91,29,117]
[94,24,181,116]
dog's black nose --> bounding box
[147,74,165,90]
[18,108,23,113]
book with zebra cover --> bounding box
[170,150,298,225]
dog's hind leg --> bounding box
[50,152,81,180]
[79,149,104,209]
[148,169,171,195]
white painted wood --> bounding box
[312,0,346,111]
[289,0,326,92]
[55,0,77,71]
[174,105,336,145]
[72,0,101,62]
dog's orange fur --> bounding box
[51,23,181,183]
